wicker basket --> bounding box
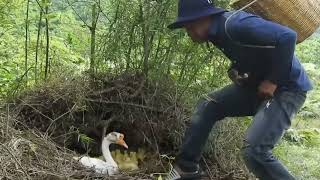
[231,0,320,43]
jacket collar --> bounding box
[208,12,225,39]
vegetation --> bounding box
[0,0,319,179]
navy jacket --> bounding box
[209,11,312,92]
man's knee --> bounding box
[191,95,225,124]
[241,145,254,162]
[241,144,275,163]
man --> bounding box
[166,0,312,180]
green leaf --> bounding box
[79,133,94,144]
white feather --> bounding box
[79,156,118,175]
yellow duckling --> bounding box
[111,148,148,171]
[129,151,139,165]
[136,148,146,161]
[111,149,123,164]
[122,151,139,171]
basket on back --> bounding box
[231,0,320,43]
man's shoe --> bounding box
[165,164,202,180]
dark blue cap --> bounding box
[168,0,226,29]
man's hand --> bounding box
[258,80,277,99]
[228,68,249,86]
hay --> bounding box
[1,72,250,179]
[12,73,187,155]
[231,0,320,43]
[0,113,94,179]
[0,116,151,179]
[5,72,188,178]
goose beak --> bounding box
[116,134,128,149]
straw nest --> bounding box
[1,72,250,179]
[231,0,320,43]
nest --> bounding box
[6,72,188,176]
[12,73,187,153]
[2,72,250,179]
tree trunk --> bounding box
[90,3,97,73]
[25,0,30,84]
[35,9,43,83]
[139,0,154,78]
[44,4,49,80]
[126,24,136,71]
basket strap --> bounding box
[236,0,260,12]
[225,0,276,49]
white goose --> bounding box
[75,132,128,175]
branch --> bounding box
[11,67,34,96]
[0,26,14,38]
[34,0,46,14]
[65,0,91,29]
[84,98,164,113]
[94,0,111,22]
[0,1,11,13]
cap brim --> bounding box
[167,8,226,29]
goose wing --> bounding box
[79,156,118,175]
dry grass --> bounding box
[0,111,93,179]
[0,72,250,179]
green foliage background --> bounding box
[0,0,319,179]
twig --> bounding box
[213,132,228,174]
[129,78,145,98]
[94,0,111,22]
[140,131,153,145]
[201,155,214,180]
[142,109,166,171]
[6,103,9,137]
[89,87,117,96]
[65,0,91,28]
[45,104,77,135]
[0,144,31,180]
[84,98,164,113]
[11,67,34,96]
[18,99,54,122]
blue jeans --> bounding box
[176,84,306,180]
